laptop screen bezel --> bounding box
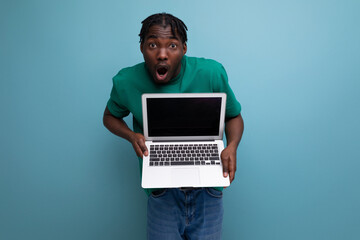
[142,93,227,141]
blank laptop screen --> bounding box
[146,97,222,137]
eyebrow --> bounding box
[146,35,179,40]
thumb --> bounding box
[221,151,229,178]
[138,138,148,156]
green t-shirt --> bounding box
[107,55,241,195]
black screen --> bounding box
[147,97,222,137]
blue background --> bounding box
[1,0,359,239]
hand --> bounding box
[220,145,237,184]
[129,133,148,158]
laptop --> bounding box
[141,93,230,188]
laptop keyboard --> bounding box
[149,143,221,166]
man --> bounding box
[103,13,244,240]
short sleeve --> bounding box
[212,64,241,118]
[106,76,130,119]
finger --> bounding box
[229,169,235,183]
[228,158,237,183]
[138,138,148,156]
[221,152,229,178]
[132,142,143,157]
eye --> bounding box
[169,43,177,49]
[149,43,157,48]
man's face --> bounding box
[141,25,187,84]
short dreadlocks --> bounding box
[139,13,188,44]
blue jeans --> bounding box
[147,188,223,240]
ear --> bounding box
[140,42,144,53]
[183,42,187,55]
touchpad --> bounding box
[171,168,200,187]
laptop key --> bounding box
[171,161,194,166]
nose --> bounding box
[157,48,168,61]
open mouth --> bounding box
[157,67,168,75]
[156,66,169,81]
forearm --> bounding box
[225,114,244,149]
[103,107,134,142]
[221,114,244,183]
[103,107,148,157]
